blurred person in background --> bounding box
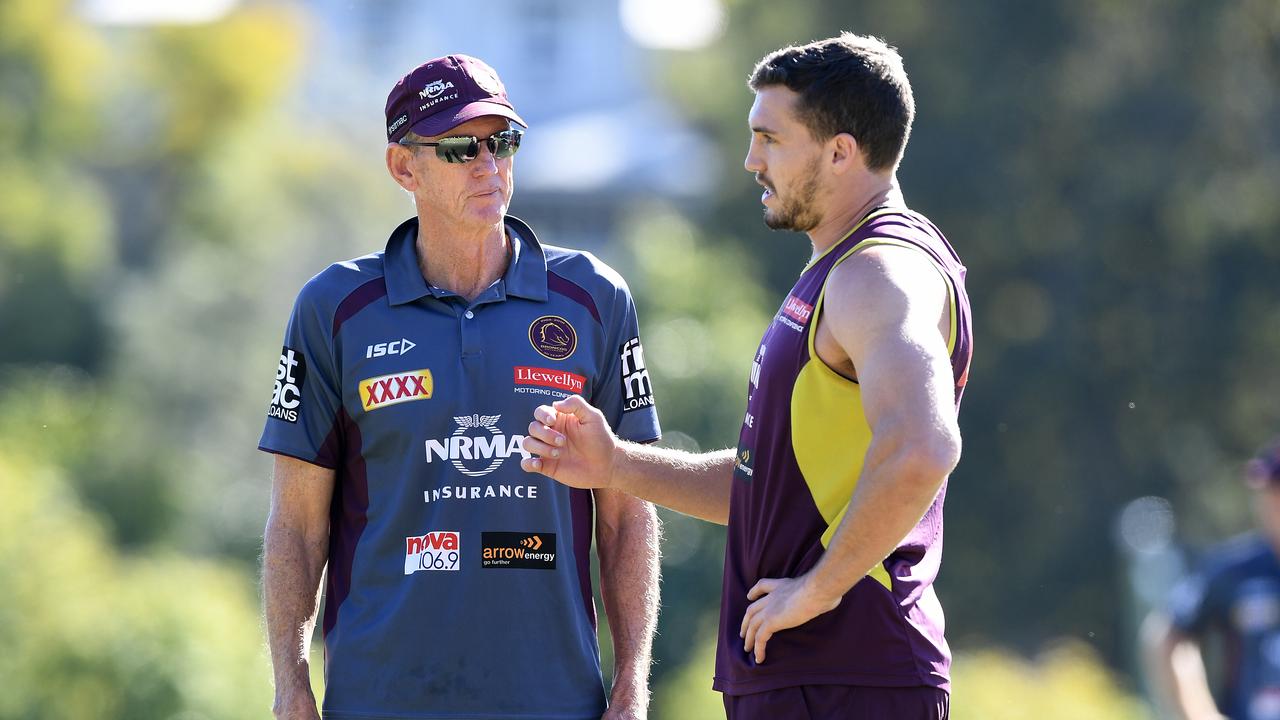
[260,54,661,720]
[1144,438,1280,720]
[521,33,970,720]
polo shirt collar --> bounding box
[384,215,549,306]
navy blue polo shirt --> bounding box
[1170,533,1280,720]
[259,215,660,720]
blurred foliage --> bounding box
[951,642,1150,720]
[0,424,272,719]
[2,0,1279,716]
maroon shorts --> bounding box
[723,684,949,720]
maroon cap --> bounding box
[1246,438,1280,489]
[385,54,525,143]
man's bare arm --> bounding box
[522,401,736,524]
[594,488,661,719]
[741,245,961,662]
[263,454,335,720]
[1141,611,1226,720]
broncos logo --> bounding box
[537,323,571,349]
[528,316,577,360]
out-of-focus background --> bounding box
[1,0,1277,717]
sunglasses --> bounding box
[399,129,523,164]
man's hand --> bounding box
[739,575,841,664]
[521,395,618,488]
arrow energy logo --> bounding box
[481,532,556,569]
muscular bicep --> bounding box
[824,247,958,449]
[268,454,336,540]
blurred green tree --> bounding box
[0,433,273,719]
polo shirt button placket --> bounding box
[460,306,482,360]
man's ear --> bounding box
[386,143,421,191]
[830,132,861,176]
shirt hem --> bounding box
[712,671,950,696]
[258,443,338,470]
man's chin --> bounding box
[763,210,801,232]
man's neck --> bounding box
[415,217,510,303]
[806,177,904,259]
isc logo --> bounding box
[405,531,460,574]
[367,338,417,358]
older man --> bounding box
[261,54,661,720]
[522,34,970,719]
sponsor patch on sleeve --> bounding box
[619,337,655,412]
[268,345,306,423]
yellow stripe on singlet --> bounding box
[790,233,959,593]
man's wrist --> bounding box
[272,682,317,717]
[607,442,628,493]
[607,684,648,716]
[608,664,649,701]
[798,568,846,612]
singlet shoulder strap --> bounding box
[808,231,960,360]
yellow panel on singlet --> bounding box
[790,236,958,592]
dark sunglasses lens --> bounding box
[436,137,479,164]
[491,130,521,159]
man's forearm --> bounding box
[612,445,735,524]
[596,492,661,716]
[263,520,328,710]
[804,438,953,603]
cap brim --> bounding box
[408,101,527,138]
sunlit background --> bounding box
[2,0,1278,717]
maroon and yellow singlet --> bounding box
[715,207,973,695]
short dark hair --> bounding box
[749,33,915,171]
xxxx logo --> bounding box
[520,535,543,550]
[359,369,434,411]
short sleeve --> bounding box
[590,281,661,444]
[258,282,344,468]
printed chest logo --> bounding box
[776,294,814,333]
[404,531,460,574]
[425,414,530,477]
[620,337,654,412]
[360,369,434,411]
[514,366,586,398]
[268,346,306,423]
[744,344,766,429]
[481,532,556,570]
[733,447,754,483]
[366,337,416,358]
[529,315,577,360]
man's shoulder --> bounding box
[295,250,389,311]
[542,244,632,297]
[1205,532,1275,572]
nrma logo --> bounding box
[425,414,530,477]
